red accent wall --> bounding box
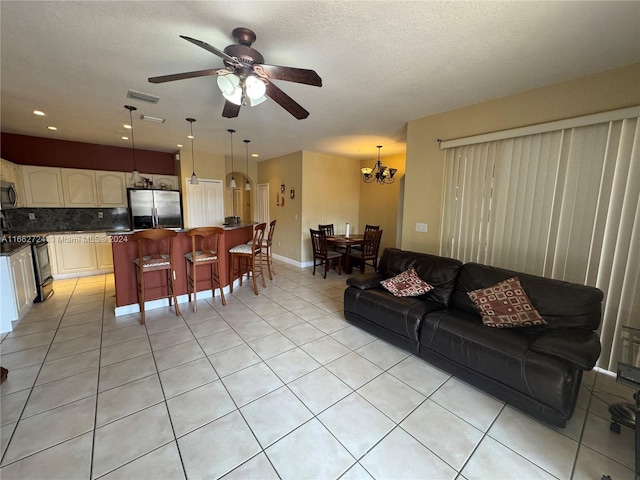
[0,133,176,175]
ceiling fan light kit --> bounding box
[149,27,322,119]
[362,146,397,185]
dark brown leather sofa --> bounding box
[343,248,603,427]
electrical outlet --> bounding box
[28,213,36,220]
[416,222,428,233]
[98,211,104,219]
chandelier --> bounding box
[361,145,397,185]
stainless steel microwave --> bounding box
[0,181,18,209]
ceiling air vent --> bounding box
[140,115,165,124]
[127,89,160,104]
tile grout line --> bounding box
[0,278,78,468]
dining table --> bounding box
[326,234,364,274]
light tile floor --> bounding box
[0,261,635,479]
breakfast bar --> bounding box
[109,223,254,315]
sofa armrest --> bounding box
[529,330,601,370]
[346,273,383,290]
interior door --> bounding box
[187,180,224,227]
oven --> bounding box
[31,239,54,302]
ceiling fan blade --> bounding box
[180,35,240,66]
[265,81,309,120]
[222,100,241,118]
[148,68,224,84]
[255,64,322,87]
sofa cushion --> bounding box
[450,263,603,330]
[381,267,434,297]
[377,248,463,307]
[343,286,444,342]
[467,277,546,328]
[419,310,581,415]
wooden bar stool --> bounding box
[229,222,266,295]
[248,219,277,280]
[185,227,226,311]
[131,229,180,324]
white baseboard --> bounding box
[53,268,113,280]
[113,282,235,317]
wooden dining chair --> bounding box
[352,224,380,251]
[318,224,334,236]
[185,227,226,311]
[310,228,343,278]
[131,228,180,324]
[229,222,267,295]
[348,229,383,273]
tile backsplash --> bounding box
[3,207,130,233]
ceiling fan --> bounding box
[148,27,322,120]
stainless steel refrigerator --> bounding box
[128,188,183,229]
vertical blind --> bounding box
[439,108,640,369]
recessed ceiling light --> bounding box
[47,126,57,130]
[251,153,259,158]
[177,144,183,148]
[33,110,45,116]
[121,136,129,140]
[123,124,132,129]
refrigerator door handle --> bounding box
[152,207,158,228]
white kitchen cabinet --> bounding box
[152,174,179,190]
[1,158,25,207]
[61,168,98,207]
[49,233,113,278]
[95,171,127,207]
[21,165,64,207]
[94,233,114,270]
[0,245,36,332]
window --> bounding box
[440,107,640,369]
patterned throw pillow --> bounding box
[380,267,434,297]
[467,277,547,328]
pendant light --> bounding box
[124,105,142,185]
[244,139,251,191]
[186,117,198,185]
[228,129,237,188]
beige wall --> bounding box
[258,152,304,262]
[257,150,361,264]
[402,63,640,254]
[359,152,406,255]
[302,152,361,263]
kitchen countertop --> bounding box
[106,223,256,235]
[0,242,31,257]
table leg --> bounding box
[345,245,353,274]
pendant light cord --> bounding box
[125,105,137,171]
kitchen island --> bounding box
[108,223,255,316]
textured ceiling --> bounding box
[1,1,639,162]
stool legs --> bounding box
[135,266,180,324]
